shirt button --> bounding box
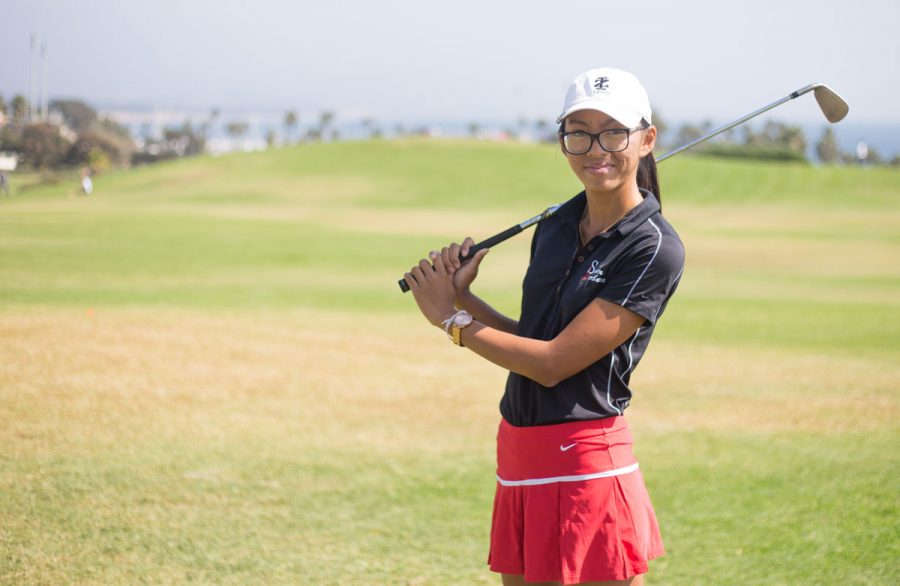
[577,256,584,263]
[587,245,594,251]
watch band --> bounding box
[441,310,473,347]
[452,322,465,347]
[442,310,465,338]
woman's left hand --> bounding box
[404,251,457,328]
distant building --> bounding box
[0,152,19,172]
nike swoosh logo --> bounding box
[560,443,578,452]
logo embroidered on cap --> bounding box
[593,76,610,93]
[581,260,607,284]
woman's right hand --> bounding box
[440,237,490,298]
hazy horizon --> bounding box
[3,0,898,128]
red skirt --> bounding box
[487,417,665,584]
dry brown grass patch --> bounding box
[3,308,896,464]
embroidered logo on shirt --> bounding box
[581,260,607,284]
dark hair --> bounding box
[558,118,661,210]
[637,152,661,211]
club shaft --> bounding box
[657,84,818,162]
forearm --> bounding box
[456,290,518,335]
[450,299,645,388]
[409,250,634,386]
[456,322,562,387]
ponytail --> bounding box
[637,153,661,211]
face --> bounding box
[559,110,656,197]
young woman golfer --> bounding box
[404,67,685,586]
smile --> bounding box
[584,162,614,174]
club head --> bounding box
[813,84,849,123]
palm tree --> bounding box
[816,127,839,164]
[318,111,334,142]
[777,125,806,156]
[208,108,220,132]
[226,121,248,137]
[11,95,28,124]
[226,121,249,150]
[284,111,298,144]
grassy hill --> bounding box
[1,140,898,584]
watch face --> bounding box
[454,312,473,327]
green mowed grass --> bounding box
[1,140,898,584]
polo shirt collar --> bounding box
[615,189,660,237]
[553,189,660,238]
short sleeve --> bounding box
[596,230,685,325]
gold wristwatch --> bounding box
[442,310,474,347]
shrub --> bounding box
[67,125,135,168]
[699,143,808,163]
[21,123,72,168]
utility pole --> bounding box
[28,33,37,122]
[40,42,48,121]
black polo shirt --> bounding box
[499,189,685,427]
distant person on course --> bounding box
[81,167,93,196]
[404,68,685,585]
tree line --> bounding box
[0,95,134,173]
[2,93,897,172]
[0,94,352,172]
[665,118,895,165]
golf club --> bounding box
[398,82,849,293]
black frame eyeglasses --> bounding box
[560,126,645,155]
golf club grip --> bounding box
[461,224,522,260]
[397,224,523,293]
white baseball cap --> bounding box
[556,67,652,127]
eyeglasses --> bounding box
[560,126,645,155]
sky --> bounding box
[2,0,899,127]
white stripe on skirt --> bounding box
[496,462,640,487]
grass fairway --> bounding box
[1,140,898,585]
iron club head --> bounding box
[813,84,849,123]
